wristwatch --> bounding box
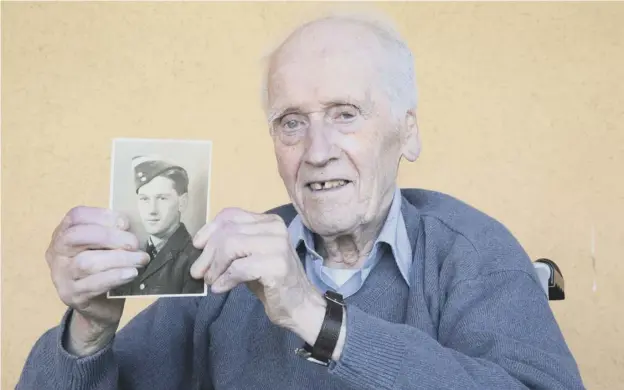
[295,290,345,366]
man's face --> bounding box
[136,176,184,237]
[267,22,418,236]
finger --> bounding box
[233,220,286,236]
[51,214,74,241]
[190,214,286,279]
[65,206,129,230]
[56,225,140,256]
[203,235,283,285]
[72,249,150,279]
[190,239,217,279]
[73,267,139,300]
[211,255,267,293]
[193,208,269,247]
[190,218,245,278]
[194,219,286,250]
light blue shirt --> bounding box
[288,187,412,298]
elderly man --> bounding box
[109,156,205,296]
[18,14,585,390]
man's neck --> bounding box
[316,187,395,269]
[149,221,181,249]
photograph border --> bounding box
[106,137,212,299]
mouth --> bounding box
[305,179,352,192]
[146,219,160,223]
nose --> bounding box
[303,120,340,167]
[148,199,159,215]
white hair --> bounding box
[259,10,418,120]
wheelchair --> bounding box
[533,258,565,300]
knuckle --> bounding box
[53,233,70,254]
[266,215,287,235]
[228,260,243,274]
[218,207,243,220]
[122,231,139,249]
[73,295,87,307]
[222,234,243,259]
[66,206,85,222]
[58,225,78,245]
[57,285,73,305]
[74,256,91,274]
[50,271,62,290]
[102,227,114,244]
[221,220,242,237]
[130,233,140,248]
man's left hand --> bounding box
[190,208,327,344]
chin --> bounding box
[143,226,160,235]
[304,212,359,237]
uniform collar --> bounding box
[148,221,182,252]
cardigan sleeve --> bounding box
[16,294,225,390]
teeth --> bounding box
[325,180,346,189]
[309,180,347,191]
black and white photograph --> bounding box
[107,138,211,298]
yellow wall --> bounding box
[2,2,623,388]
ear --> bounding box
[178,193,189,214]
[401,110,421,162]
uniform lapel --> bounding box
[138,224,190,283]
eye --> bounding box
[279,114,307,132]
[285,120,300,129]
[338,112,355,120]
[330,105,359,123]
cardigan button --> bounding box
[139,283,145,290]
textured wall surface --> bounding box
[2,2,623,389]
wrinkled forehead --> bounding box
[268,56,376,113]
[267,22,387,116]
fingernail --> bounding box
[136,252,150,265]
[190,264,202,278]
[117,218,126,229]
[122,268,138,279]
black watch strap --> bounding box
[295,290,344,366]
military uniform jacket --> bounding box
[110,223,205,296]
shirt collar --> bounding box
[287,186,412,285]
[148,222,180,252]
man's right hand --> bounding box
[46,206,150,356]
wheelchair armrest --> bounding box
[533,258,565,301]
